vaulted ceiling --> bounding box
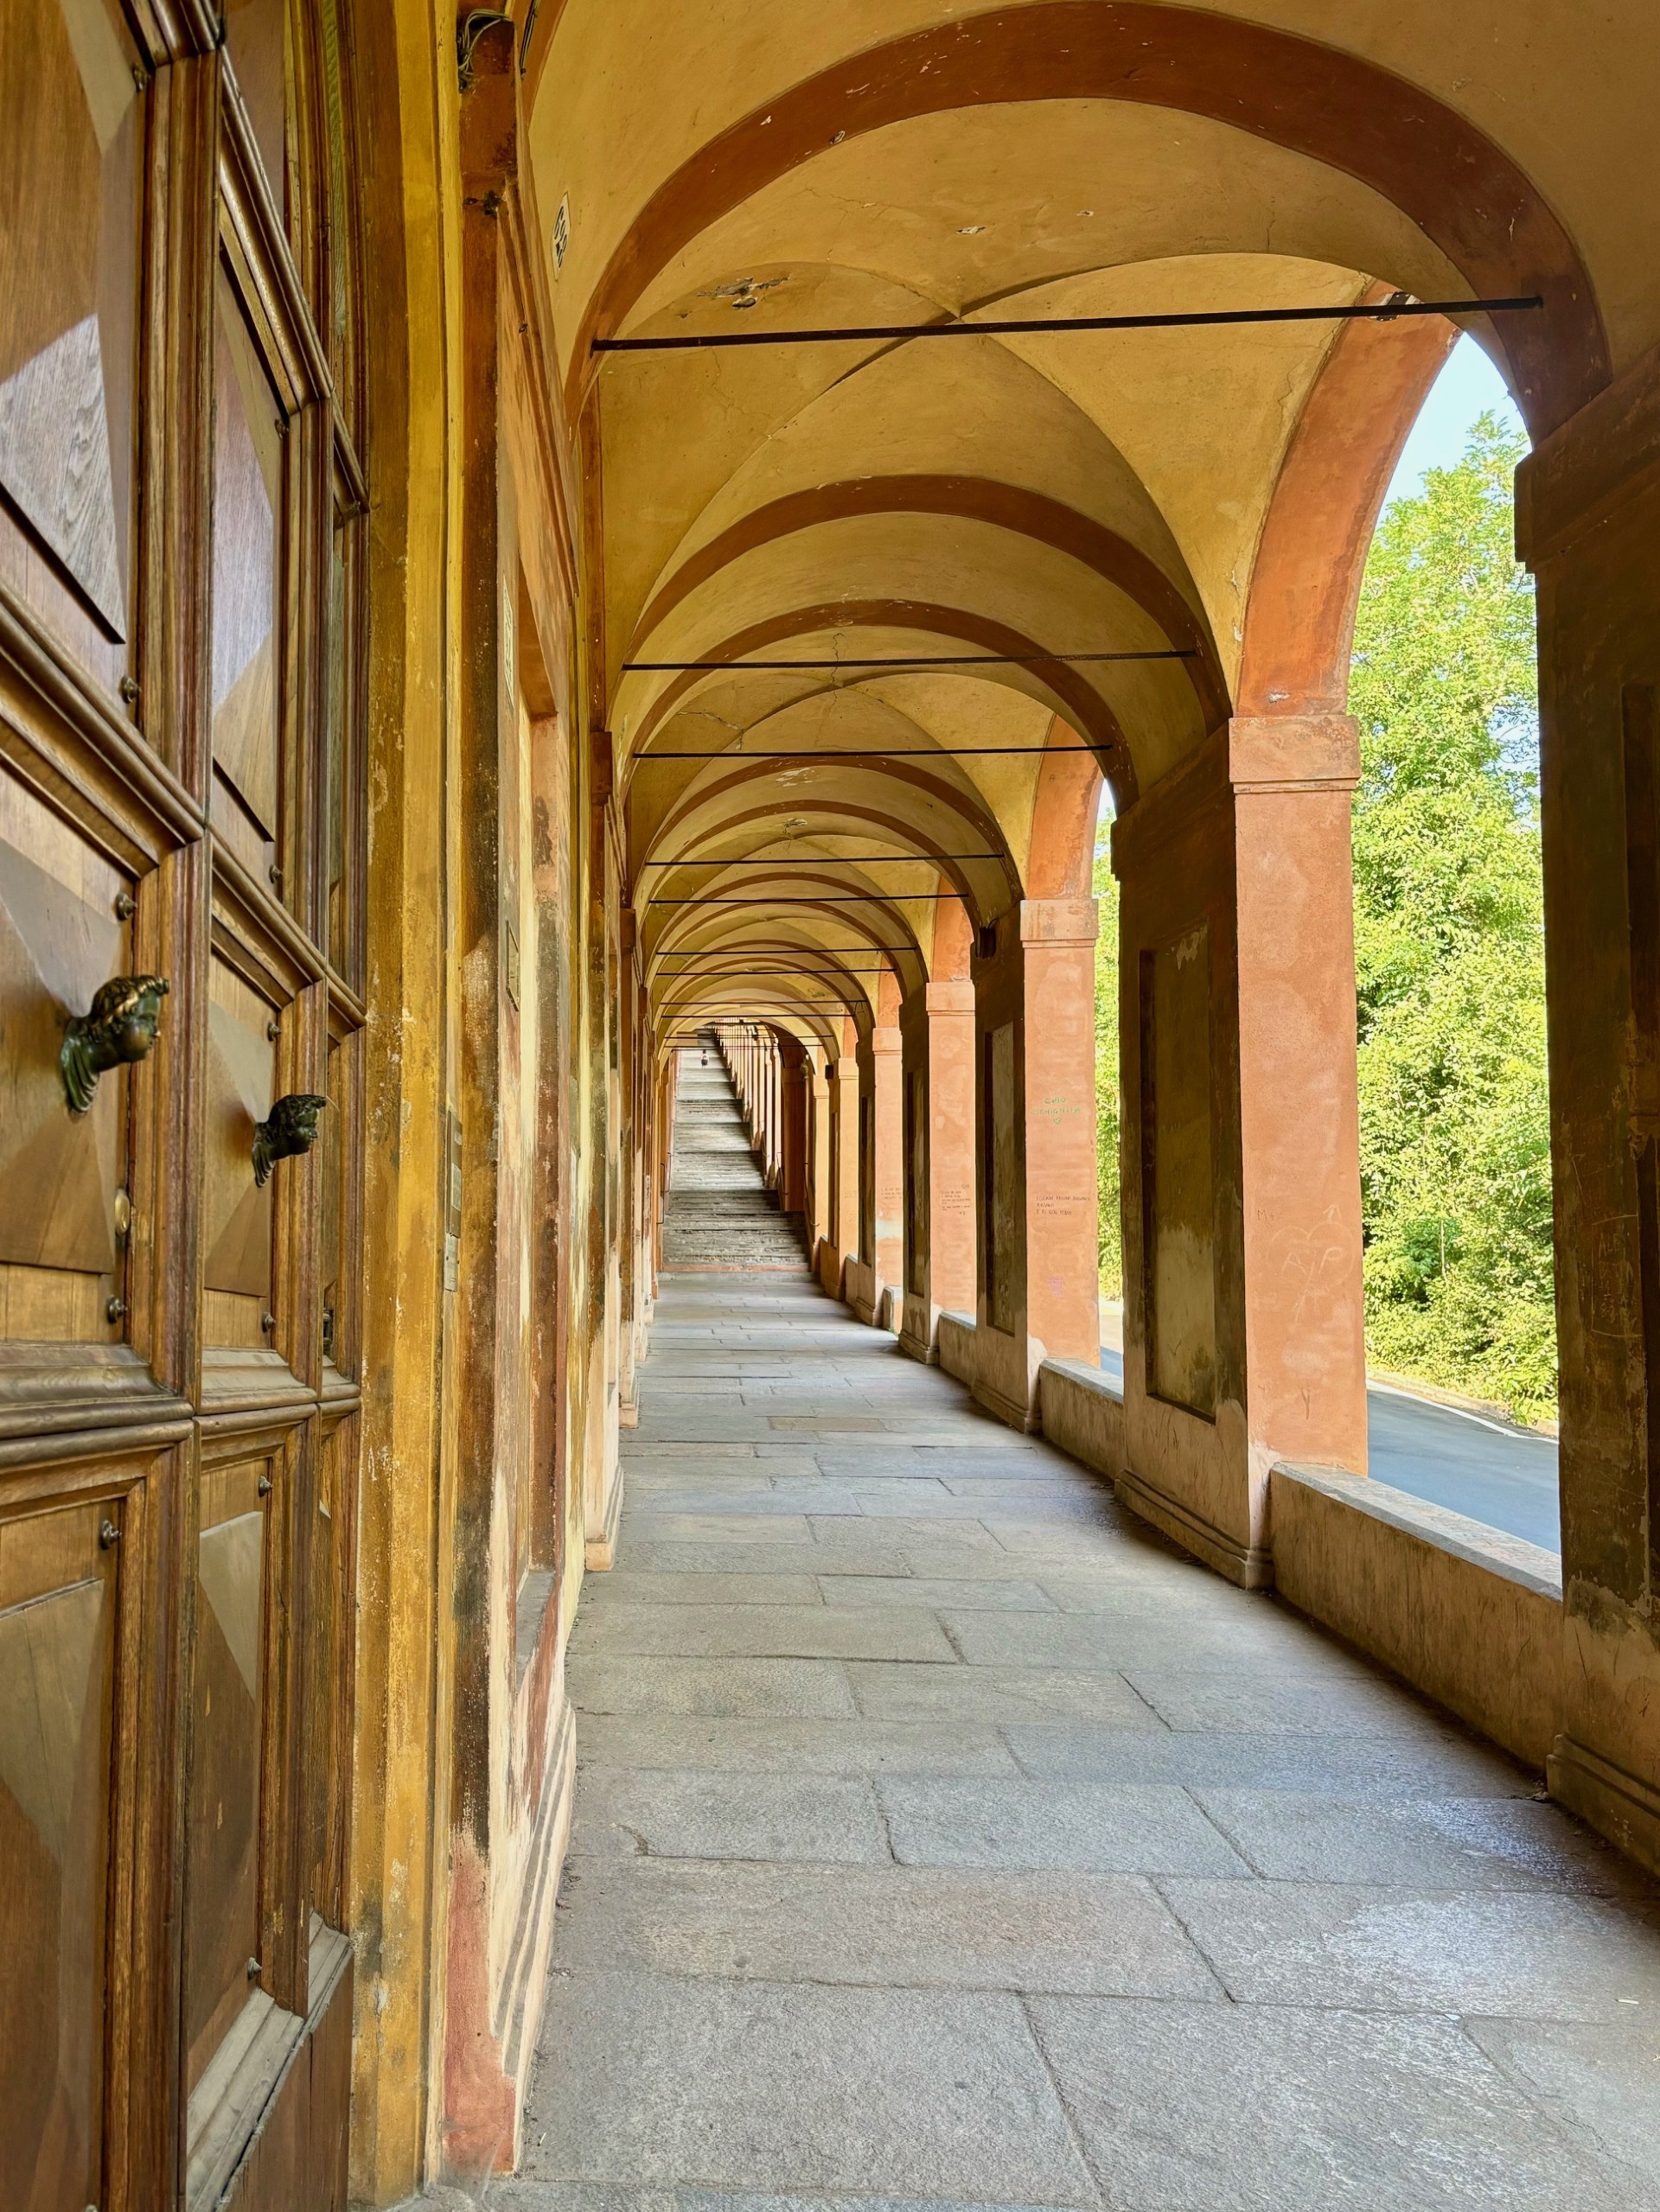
[526,0,1649,1054]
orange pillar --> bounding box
[823,1051,861,1297]
[898,979,976,1360]
[852,1022,903,1325]
[971,898,1101,1427]
[780,1039,807,1214]
[1115,717,1366,1586]
[808,1052,831,1260]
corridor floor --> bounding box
[495,1283,1660,2202]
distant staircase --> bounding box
[661,1047,810,1269]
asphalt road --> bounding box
[1096,1343,1561,1555]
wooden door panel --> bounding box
[318,1033,342,1367]
[0,0,142,689]
[211,274,283,887]
[307,1417,345,1928]
[0,1495,118,2212]
[0,768,131,1344]
[183,1450,272,2093]
[222,0,287,218]
[203,957,276,1348]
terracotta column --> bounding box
[779,1039,808,1214]
[899,975,978,1360]
[823,1051,861,1297]
[808,1052,831,1260]
[852,1022,903,1325]
[762,1030,773,1178]
[775,1035,788,1194]
[1516,347,1660,1871]
[971,899,1101,1427]
[1114,716,1366,1587]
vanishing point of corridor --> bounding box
[495,1055,1660,2210]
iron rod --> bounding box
[640,852,1001,866]
[622,649,1191,670]
[649,895,957,905]
[595,294,1542,354]
[653,946,910,954]
[634,745,1103,760]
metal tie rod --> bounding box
[654,965,899,972]
[654,947,911,956]
[623,649,1191,669]
[595,293,1542,354]
[635,744,1105,760]
[641,852,1002,865]
[650,895,958,906]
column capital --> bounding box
[925,979,975,1014]
[1228,713,1358,794]
[833,1056,860,1084]
[871,1025,903,1056]
[1019,896,1098,948]
[1516,336,1660,571]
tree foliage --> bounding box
[1350,414,1554,1420]
[1090,415,1555,1416]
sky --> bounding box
[1382,334,1526,507]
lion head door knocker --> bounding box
[61,974,170,1114]
[252,1093,327,1188]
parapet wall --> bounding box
[1034,1347,1563,1772]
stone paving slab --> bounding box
[1191,1788,1657,1895]
[1003,1723,1537,1797]
[521,1971,1098,2203]
[577,1713,1020,1778]
[584,1572,827,1608]
[548,1858,1223,1999]
[845,1659,1166,1728]
[567,1655,858,1718]
[570,1770,890,1865]
[619,1514,817,1546]
[570,1603,955,1663]
[621,1488,870,1518]
[1158,1878,1660,2018]
[491,2184,1092,2212]
[1120,1662,1468,1737]
[877,1777,1252,1877]
[939,1608,1359,1673]
[1462,2016,1660,2183]
[818,1573,1059,1612]
[618,1541,914,1578]
[1026,1997,1649,2210]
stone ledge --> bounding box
[1270,1460,1562,1769]
[1038,1355,1124,1483]
[936,1310,976,1386]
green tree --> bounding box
[1349,414,1555,1420]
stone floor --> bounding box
[481,1258,1660,2212]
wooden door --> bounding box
[0,0,367,2200]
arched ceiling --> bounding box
[526,1,1639,1057]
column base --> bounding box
[971,1372,1042,1434]
[970,1322,1041,1432]
[897,1293,939,1365]
[845,1259,881,1326]
[1114,1464,1274,1590]
[440,1696,575,2177]
[584,1461,624,1571]
[1548,1734,1660,1879]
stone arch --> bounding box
[570,3,1606,435]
